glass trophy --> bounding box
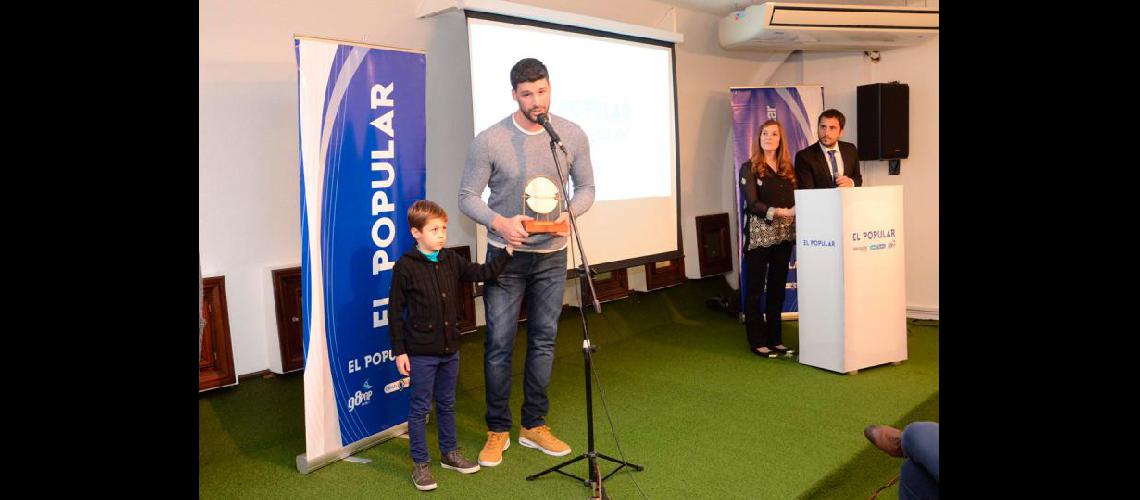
[522,176,568,233]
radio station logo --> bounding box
[851,227,897,252]
[801,239,836,247]
[347,379,375,412]
[384,376,411,394]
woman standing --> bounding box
[739,120,797,358]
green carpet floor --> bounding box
[200,277,938,499]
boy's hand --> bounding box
[505,243,514,256]
[396,354,410,376]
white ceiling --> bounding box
[653,0,932,17]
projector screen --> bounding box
[465,12,681,272]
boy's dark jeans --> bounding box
[408,352,460,463]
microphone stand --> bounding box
[524,134,643,499]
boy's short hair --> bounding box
[407,200,448,231]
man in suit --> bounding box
[795,109,862,189]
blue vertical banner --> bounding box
[295,36,425,472]
[730,86,824,318]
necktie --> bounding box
[827,149,840,181]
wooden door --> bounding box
[200,276,237,391]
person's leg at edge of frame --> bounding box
[899,422,939,500]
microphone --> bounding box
[535,113,566,152]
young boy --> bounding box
[389,199,514,491]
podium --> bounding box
[793,185,906,374]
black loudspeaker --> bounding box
[857,82,909,160]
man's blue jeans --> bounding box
[899,421,940,500]
[482,246,567,432]
[408,352,460,464]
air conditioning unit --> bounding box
[719,2,938,51]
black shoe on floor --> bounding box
[770,345,796,356]
[752,347,777,358]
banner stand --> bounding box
[296,423,408,474]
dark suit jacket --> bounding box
[794,141,862,189]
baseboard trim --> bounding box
[906,305,939,321]
[238,369,273,381]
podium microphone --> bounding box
[535,113,567,153]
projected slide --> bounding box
[466,15,680,269]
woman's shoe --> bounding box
[770,345,795,356]
[752,347,777,358]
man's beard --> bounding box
[522,107,544,124]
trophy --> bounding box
[522,175,569,233]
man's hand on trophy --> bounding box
[554,212,571,237]
[493,214,533,246]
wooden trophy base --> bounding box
[524,219,569,233]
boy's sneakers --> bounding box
[440,450,481,474]
[478,431,510,466]
[519,425,572,457]
[412,462,437,491]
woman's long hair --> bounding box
[749,120,797,188]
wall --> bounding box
[766,36,940,317]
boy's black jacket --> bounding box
[388,247,511,356]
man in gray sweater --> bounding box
[458,58,595,467]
